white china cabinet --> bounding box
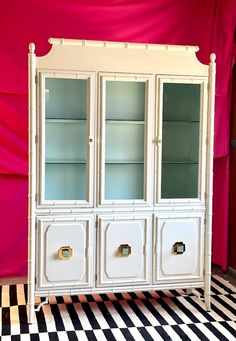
[28,38,215,323]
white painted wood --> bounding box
[37,39,208,76]
[37,71,95,208]
[153,213,204,282]
[204,53,216,311]
[97,214,151,286]
[28,42,37,324]
[155,76,208,205]
[28,38,215,322]
[36,216,93,290]
[98,73,154,207]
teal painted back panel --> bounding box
[106,81,145,120]
[45,78,87,119]
[45,121,87,162]
[161,83,201,199]
[162,121,199,163]
[163,83,200,121]
[105,164,144,200]
[45,164,86,200]
[105,122,144,162]
[162,163,198,198]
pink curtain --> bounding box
[0,0,235,277]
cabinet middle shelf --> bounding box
[45,119,87,162]
[105,120,144,163]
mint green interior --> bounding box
[106,81,145,120]
[105,80,145,200]
[105,121,144,162]
[45,120,86,162]
[45,164,86,200]
[161,83,201,199]
[105,164,144,200]
[45,77,88,200]
[45,78,87,119]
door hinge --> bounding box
[35,135,38,143]
[95,221,98,228]
[35,75,38,83]
[35,193,38,202]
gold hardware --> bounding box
[117,244,131,257]
[173,242,186,255]
[58,246,73,260]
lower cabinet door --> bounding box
[97,214,151,287]
[36,215,93,290]
[153,213,204,283]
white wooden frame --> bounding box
[96,213,152,287]
[153,212,205,283]
[28,38,216,323]
[37,71,95,208]
[98,73,154,207]
[155,76,208,206]
[35,215,94,291]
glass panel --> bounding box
[45,164,86,200]
[161,83,201,199]
[105,121,144,162]
[162,164,198,198]
[106,81,145,120]
[162,122,199,163]
[44,77,88,200]
[105,164,143,200]
[45,120,86,162]
[45,78,87,119]
[163,83,200,121]
[104,80,145,200]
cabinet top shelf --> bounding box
[46,118,87,123]
[106,120,144,124]
[163,120,200,124]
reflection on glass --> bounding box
[104,81,145,200]
[44,77,88,200]
[161,83,201,199]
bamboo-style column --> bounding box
[204,53,216,311]
[27,42,36,323]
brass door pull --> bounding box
[58,246,73,260]
[173,242,186,255]
[117,244,131,257]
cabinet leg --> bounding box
[27,303,35,324]
[204,291,211,312]
[186,288,193,295]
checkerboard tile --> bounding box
[1,275,236,340]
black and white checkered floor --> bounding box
[1,275,236,340]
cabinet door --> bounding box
[153,213,204,283]
[98,73,153,206]
[97,214,151,287]
[155,77,207,203]
[36,216,93,290]
[38,72,95,207]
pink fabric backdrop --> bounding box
[0,0,235,277]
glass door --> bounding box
[39,73,94,206]
[157,78,207,202]
[99,74,153,205]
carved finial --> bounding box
[29,43,35,53]
[210,53,216,63]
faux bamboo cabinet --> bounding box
[28,39,215,323]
